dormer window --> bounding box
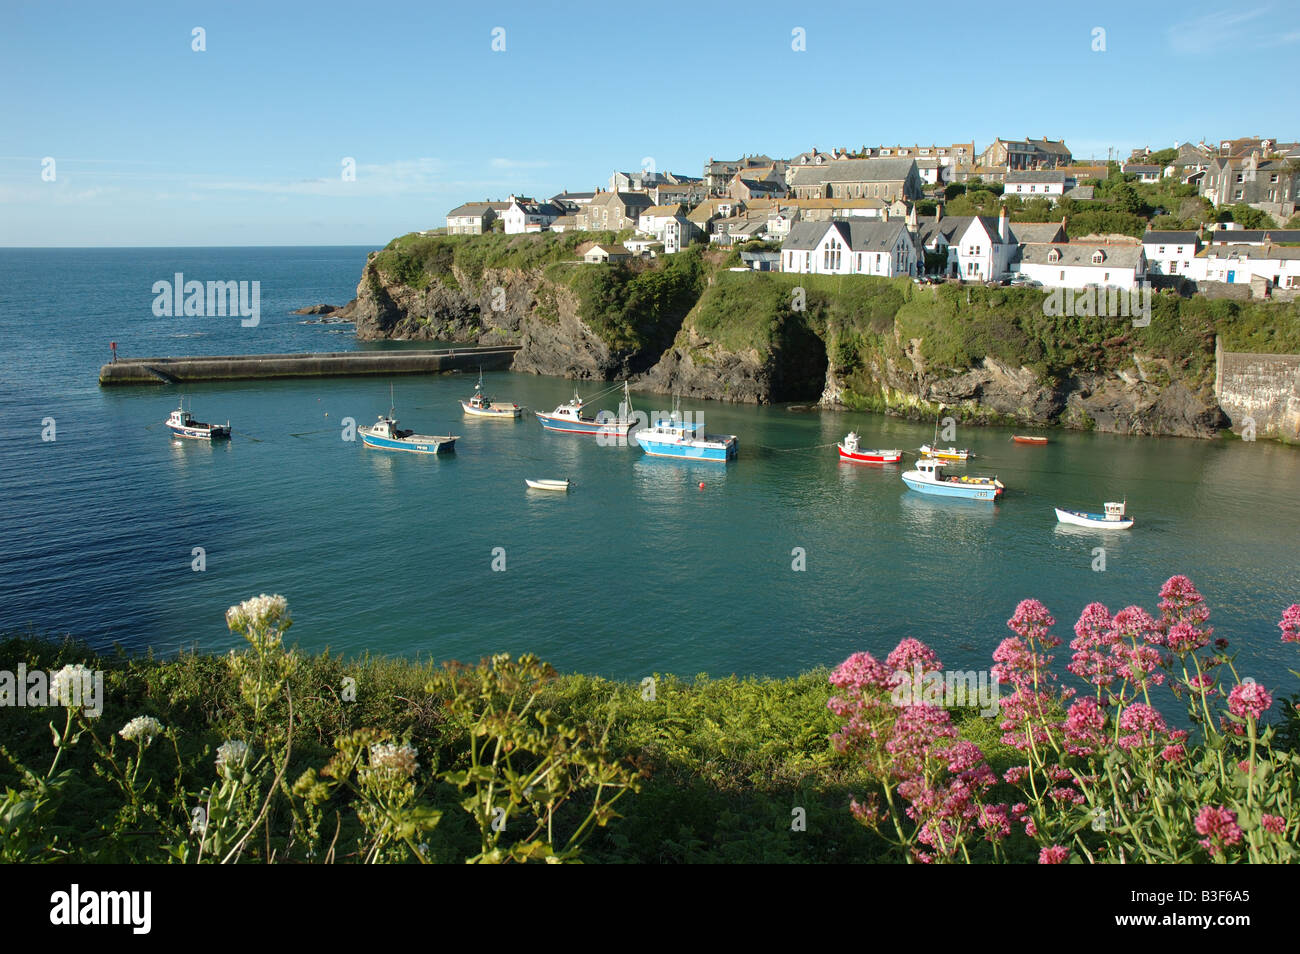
[1092,251,1105,264]
[1047,248,1061,263]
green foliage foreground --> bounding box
[4,588,1296,863]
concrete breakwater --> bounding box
[98,346,520,386]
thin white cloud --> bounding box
[1166,7,1279,55]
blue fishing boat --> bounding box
[901,457,1003,501]
[636,410,737,462]
[360,389,457,454]
[536,381,637,437]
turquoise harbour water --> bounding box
[1,247,1298,689]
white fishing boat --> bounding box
[901,457,1003,501]
[1055,501,1133,530]
[460,370,522,418]
[165,401,230,440]
[525,479,570,492]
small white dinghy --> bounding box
[1055,500,1134,530]
[526,479,570,492]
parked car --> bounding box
[1009,274,1042,287]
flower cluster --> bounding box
[225,593,290,634]
[216,740,251,778]
[118,715,164,747]
[368,743,419,778]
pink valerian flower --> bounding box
[1117,703,1169,750]
[849,795,884,827]
[1068,603,1121,687]
[829,651,892,693]
[1161,743,1186,762]
[1195,805,1243,856]
[1063,697,1107,757]
[1165,621,1209,655]
[886,703,958,774]
[1280,605,1300,644]
[991,636,1033,688]
[885,638,942,676]
[1261,814,1286,835]
[828,651,895,752]
[1158,575,1212,635]
[1009,599,1058,646]
[1039,845,1069,864]
[1184,673,1217,697]
[979,803,1011,842]
[998,687,1059,750]
[1004,766,1030,785]
[1227,681,1272,721]
[1048,786,1085,806]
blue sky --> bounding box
[2,0,1294,246]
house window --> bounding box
[1048,249,1060,263]
[1059,270,1065,280]
[1104,272,1110,281]
[1092,251,1104,264]
[1234,190,1243,200]
[1158,247,1166,254]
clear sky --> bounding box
[2,0,1294,247]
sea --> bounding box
[1,246,1298,692]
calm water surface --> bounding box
[1,247,1297,691]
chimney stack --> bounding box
[998,206,1009,243]
[935,202,942,224]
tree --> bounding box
[1218,204,1274,229]
[1109,181,1146,215]
[1148,148,1177,166]
[944,182,967,201]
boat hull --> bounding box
[461,401,521,418]
[837,445,901,463]
[902,473,1000,500]
[1054,508,1133,529]
[535,411,634,436]
[920,444,970,461]
[361,431,456,454]
[1013,436,1048,445]
[526,479,569,491]
[167,423,230,440]
[638,435,737,462]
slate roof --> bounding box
[1006,170,1067,185]
[447,202,496,217]
[1141,231,1200,245]
[787,158,917,186]
[782,219,910,252]
[1207,230,1300,244]
[1020,243,1144,268]
[914,215,973,248]
[1200,244,1300,260]
[1009,222,1067,244]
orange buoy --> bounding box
[699,482,705,490]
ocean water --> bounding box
[1,247,1299,691]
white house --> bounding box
[503,196,562,234]
[1141,230,1201,276]
[581,243,631,265]
[637,205,697,253]
[1004,170,1068,202]
[446,201,505,235]
[953,212,1017,281]
[1185,244,1300,288]
[1016,243,1147,289]
[780,219,919,277]
[1124,163,1163,183]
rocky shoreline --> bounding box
[309,248,1251,439]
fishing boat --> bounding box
[1013,435,1048,445]
[919,444,972,461]
[165,402,230,440]
[360,388,457,454]
[460,371,521,418]
[536,381,638,437]
[636,408,737,462]
[837,432,901,464]
[525,479,570,492]
[901,457,1003,501]
[1055,501,1133,530]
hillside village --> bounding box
[441,136,1300,297]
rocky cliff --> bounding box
[344,234,1298,439]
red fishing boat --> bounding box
[837,432,902,463]
[1012,435,1048,445]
